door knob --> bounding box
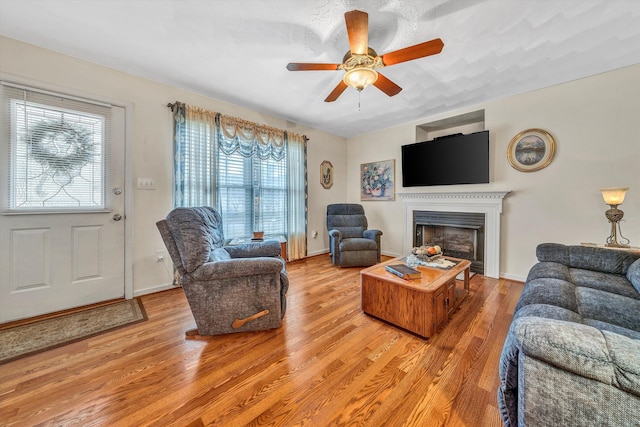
[113,188,122,195]
[113,213,122,221]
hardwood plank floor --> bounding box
[0,255,523,426]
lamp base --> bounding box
[604,206,631,248]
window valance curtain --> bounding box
[218,115,286,161]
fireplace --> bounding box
[413,211,485,274]
[399,191,509,279]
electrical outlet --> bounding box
[156,250,165,263]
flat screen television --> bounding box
[401,130,489,186]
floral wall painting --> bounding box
[361,159,395,201]
[320,160,333,189]
[507,128,556,172]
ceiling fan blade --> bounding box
[345,10,368,55]
[380,38,444,66]
[286,63,340,71]
[373,73,402,97]
[325,81,348,102]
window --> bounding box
[172,104,306,259]
[216,150,287,238]
[2,82,111,212]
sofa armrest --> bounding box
[327,229,342,264]
[508,317,640,396]
[223,240,281,258]
[499,317,640,427]
[328,229,342,240]
[191,257,283,281]
[363,229,382,240]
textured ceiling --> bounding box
[1,0,639,138]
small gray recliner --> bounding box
[156,206,288,336]
[326,203,382,267]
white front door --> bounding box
[0,84,126,323]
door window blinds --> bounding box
[1,82,111,212]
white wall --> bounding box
[0,36,347,295]
[347,64,640,280]
[2,36,637,288]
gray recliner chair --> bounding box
[326,203,382,267]
[156,206,288,336]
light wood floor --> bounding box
[0,255,523,426]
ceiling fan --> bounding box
[286,10,444,102]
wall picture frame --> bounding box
[360,159,395,201]
[320,160,333,189]
[507,128,556,172]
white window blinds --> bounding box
[216,147,287,238]
[1,82,112,212]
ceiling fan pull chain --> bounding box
[358,90,362,111]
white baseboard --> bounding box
[307,249,330,257]
[134,282,180,297]
[500,272,526,282]
[381,251,403,258]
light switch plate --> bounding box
[137,177,156,190]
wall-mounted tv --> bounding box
[401,130,489,187]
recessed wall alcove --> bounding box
[416,109,485,141]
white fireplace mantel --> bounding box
[398,191,509,278]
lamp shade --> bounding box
[343,67,378,91]
[599,187,629,205]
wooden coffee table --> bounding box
[360,256,471,338]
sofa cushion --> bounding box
[571,268,640,299]
[337,226,365,239]
[224,240,281,258]
[536,243,570,265]
[576,287,640,334]
[513,303,583,324]
[585,319,640,341]
[526,261,571,282]
[326,204,369,237]
[166,207,225,273]
[536,243,639,274]
[339,237,378,252]
[627,258,640,294]
[209,247,231,262]
[515,278,578,313]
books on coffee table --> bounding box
[385,264,422,280]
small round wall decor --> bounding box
[507,128,555,172]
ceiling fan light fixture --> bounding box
[285,10,443,102]
[343,67,378,91]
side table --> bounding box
[580,242,640,255]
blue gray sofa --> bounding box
[498,243,640,426]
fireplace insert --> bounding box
[414,211,485,274]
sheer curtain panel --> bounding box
[173,103,217,208]
[286,132,307,261]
